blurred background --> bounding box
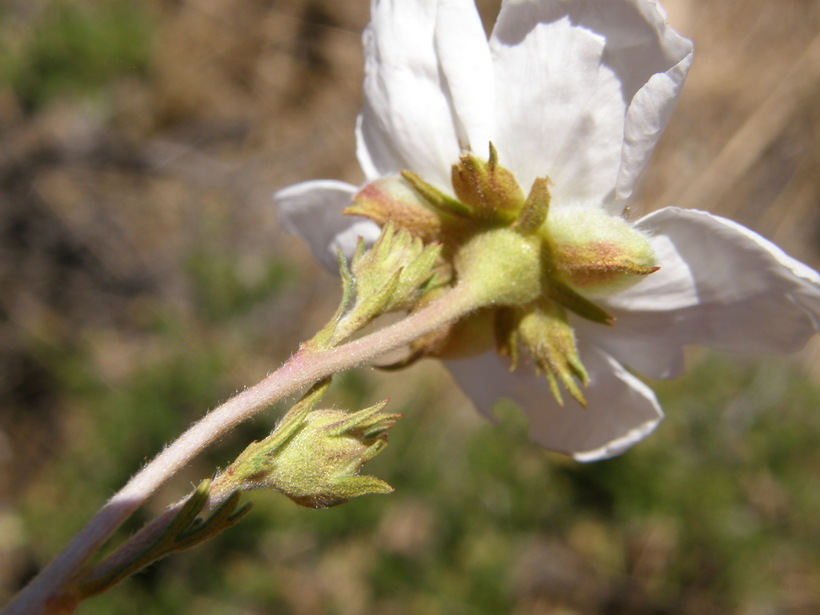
[0,0,818,613]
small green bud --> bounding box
[401,169,475,219]
[350,222,446,315]
[451,143,525,224]
[494,301,589,406]
[308,223,448,348]
[515,301,589,406]
[225,401,400,509]
[546,276,615,326]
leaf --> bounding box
[74,480,250,600]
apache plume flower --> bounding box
[276,0,820,461]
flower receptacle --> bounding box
[455,227,543,308]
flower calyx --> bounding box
[218,381,399,509]
[543,207,659,297]
[346,143,660,405]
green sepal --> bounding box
[401,169,475,218]
[324,399,390,437]
[276,378,332,430]
[323,474,394,501]
[494,307,521,370]
[346,176,446,243]
[544,206,658,296]
[514,176,551,234]
[547,277,615,326]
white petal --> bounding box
[489,1,614,203]
[275,180,380,272]
[446,343,663,461]
[434,0,495,153]
[356,0,491,189]
[583,207,820,379]
[489,0,692,213]
[614,31,692,209]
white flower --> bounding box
[276,0,820,461]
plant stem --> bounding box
[3,283,477,615]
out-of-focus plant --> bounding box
[0,0,153,111]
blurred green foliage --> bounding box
[184,246,291,325]
[0,0,153,111]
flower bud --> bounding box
[350,222,446,315]
[451,143,525,224]
[225,401,400,509]
[515,301,589,406]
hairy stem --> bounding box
[4,283,477,615]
